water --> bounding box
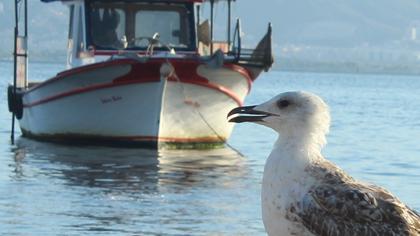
[0,61,419,235]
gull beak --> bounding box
[227,105,272,123]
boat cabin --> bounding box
[41,0,250,69]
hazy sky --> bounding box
[2,0,420,59]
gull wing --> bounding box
[293,160,420,236]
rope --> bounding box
[164,60,243,156]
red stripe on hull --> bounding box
[23,59,251,107]
[27,58,207,94]
[175,80,244,106]
[26,59,253,95]
[131,136,226,143]
[23,79,157,108]
[21,128,225,144]
[27,59,137,93]
[93,50,200,56]
[23,79,243,108]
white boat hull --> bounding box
[18,59,252,148]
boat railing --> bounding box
[229,19,274,71]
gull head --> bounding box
[228,91,331,150]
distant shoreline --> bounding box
[274,58,420,77]
[2,57,420,77]
[0,57,66,65]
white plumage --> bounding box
[228,91,420,236]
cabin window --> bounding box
[77,6,84,52]
[68,5,75,41]
[87,1,194,51]
[90,7,126,49]
[67,5,75,65]
[134,9,187,48]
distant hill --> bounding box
[236,0,420,47]
[2,0,420,74]
[0,0,67,61]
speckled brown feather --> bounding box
[289,159,420,236]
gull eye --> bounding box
[277,100,290,109]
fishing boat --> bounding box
[8,0,273,148]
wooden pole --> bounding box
[11,0,19,144]
[196,5,200,31]
[24,0,28,87]
[210,0,214,54]
[227,0,232,50]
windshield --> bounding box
[87,1,194,50]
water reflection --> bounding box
[11,147,26,178]
[12,138,247,193]
[6,138,255,234]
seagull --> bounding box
[228,91,420,236]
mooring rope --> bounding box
[165,59,243,155]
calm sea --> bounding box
[0,61,419,235]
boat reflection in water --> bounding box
[8,138,258,234]
[12,137,247,192]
